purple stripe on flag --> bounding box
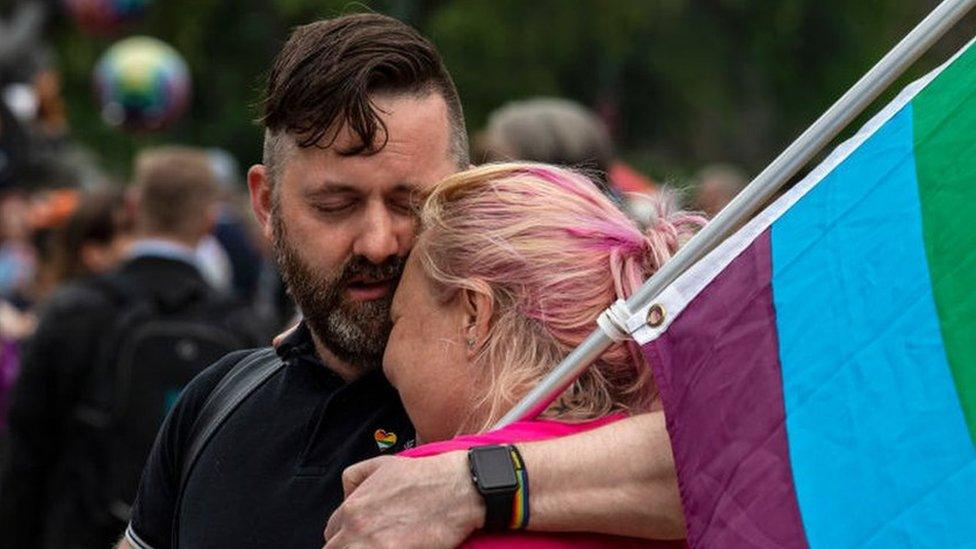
[643,230,807,548]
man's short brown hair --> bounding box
[261,13,468,180]
[133,146,218,242]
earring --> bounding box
[466,339,476,349]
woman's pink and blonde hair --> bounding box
[417,163,705,429]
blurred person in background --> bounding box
[252,231,297,332]
[0,95,28,189]
[0,146,267,549]
[0,190,45,451]
[691,163,748,218]
[25,189,80,301]
[0,187,125,468]
[0,295,35,466]
[194,226,233,293]
[207,148,266,303]
[206,148,298,332]
[0,191,36,303]
[476,97,657,204]
[31,187,131,302]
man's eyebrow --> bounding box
[389,183,427,194]
[303,183,427,197]
[303,183,361,197]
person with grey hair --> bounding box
[477,97,617,195]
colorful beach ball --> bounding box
[64,0,152,35]
[93,36,191,132]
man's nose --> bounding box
[353,201,401,265]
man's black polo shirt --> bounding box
[126,323,414,548]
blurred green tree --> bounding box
[39,0,973,183]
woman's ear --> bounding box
[459,286,493,358]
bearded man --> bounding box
[120,14,684,549]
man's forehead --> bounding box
[290,148,441,194]
[341,94,450,151]
[279,94,457,190]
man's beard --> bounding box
[271,205,405,371]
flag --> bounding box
[632,38,976,548]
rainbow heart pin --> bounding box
[374,429,397,451]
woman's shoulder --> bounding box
[400,414,628,458]
[466,531,685,549]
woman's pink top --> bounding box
[399,415,686,548]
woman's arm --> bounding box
[323,411,684,548]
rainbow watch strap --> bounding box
[508,446,530,529]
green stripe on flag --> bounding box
[913,42,976,444]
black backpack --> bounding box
[72,272,251,528]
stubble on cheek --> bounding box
[270,204,401,369]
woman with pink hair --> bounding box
[383,163,703,547]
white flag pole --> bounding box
[495,0,976,428]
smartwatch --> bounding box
[467,445,518,530]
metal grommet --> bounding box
[646,303,666,328]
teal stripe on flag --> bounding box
[770,105,976,547]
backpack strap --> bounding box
[179,348,284,490]
[173,348,285,546]
[171,347,285,540]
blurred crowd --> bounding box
[0,148,295,446]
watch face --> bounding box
[471,446,518,492]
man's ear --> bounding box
[248,164,273,242]
[459,285,493,357]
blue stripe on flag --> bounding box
[770,105,976,548]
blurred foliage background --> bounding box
[9,0,976,184]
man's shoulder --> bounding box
[28,279,120,338]
[41,277,116,315]
[119,259,272,343]
[124,347,281,549]
[43,269,148,315]
[159,348,277,455]
[179,347,275,410]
